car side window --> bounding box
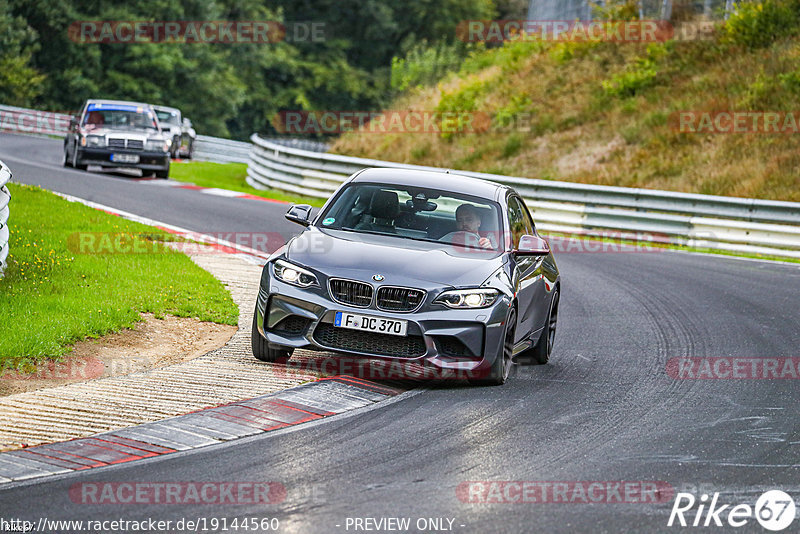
[517,197,535,235]
[507,197,527,249]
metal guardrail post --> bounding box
[0,159,12,277]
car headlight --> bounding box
[434,288,500,309]
[272,259,318,288]
[85,135,105,148]
[146,139,169,152]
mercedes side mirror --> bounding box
[285,204,313,227]
[515,234,550,256]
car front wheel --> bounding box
[251,308,293,362]
[469,308,515,386]
[526,288,559,365]
[72,149,88,171]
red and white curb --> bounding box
[0,376,412,483]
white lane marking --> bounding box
[199,188,246,198]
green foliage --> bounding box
[591,0,641,20]
[436,76,494,139]
[601,43,670,98]
[391,42,467,92]
[461,39,545,75]
[494,92,533,132]
[0,0,45,106]
[437,78,491,113]
[3,0,494,139]
[501,133,523,158]
[723,0,800,49]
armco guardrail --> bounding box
[0,104,71,137]
[247,134,800,259]
[193,135,251,163]
[195,135,328,163]
[0,159,12,276]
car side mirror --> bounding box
[514,234,550,256]
[285,204,313,227]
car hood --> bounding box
[285,227,504,287]
[82,127,163,140]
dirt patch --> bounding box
[0,314,236,396]
[554,134,626,177]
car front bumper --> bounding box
[254,274,512,373]
[77,148,170,171]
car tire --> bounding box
[527,288,559,365]
[469,308,515,386]
[62,146,72,167]
[72,149,88,171]
[155,168,169,179]
[251,308,293,363]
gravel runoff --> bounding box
[0,252,319,451]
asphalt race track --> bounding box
[1,133,799,533]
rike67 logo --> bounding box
[668,490,796,531]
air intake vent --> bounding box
[313,323,425,358]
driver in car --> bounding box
[441,204,497,249]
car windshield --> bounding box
[83,107,158,131]
[318,182,503,250]
[155,110,181,126]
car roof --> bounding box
[350,168,509,201]
[153,105,180,114]
[85,99,153,109]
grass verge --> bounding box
[170,161,326,207]
[0,183,238,368]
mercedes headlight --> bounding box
[146,139,169,152]
[434,288,500,309]
[272,259,318,288]
[85,135,105,148]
